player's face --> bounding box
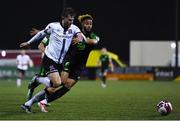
[21,50,26,55]
[101,48,107,54]
[82,19,93,32]
[62,15,74,28]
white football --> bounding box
[157,100,173,115]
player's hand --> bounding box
[72,37,79,45]
[86,39,98,45]
[30,28,40,36]
[19,42,31,49]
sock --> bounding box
[47,86,70,103]
[26,88,34,101]
[40,99,48,105]
[17,78,21,87]
[36,77,51,87]
[25,89,46,107]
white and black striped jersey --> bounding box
[27,22,81,64]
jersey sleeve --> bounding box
[44,23,54,34]
[74,26,81,35]
[27,30,46,44]
[41,36,49,46]
[27,23,52,44]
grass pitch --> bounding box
[0,79,179,120]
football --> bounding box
[157,100,173,115]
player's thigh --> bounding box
[61,71,69,84]
[48,72,62,87]
[101,68,108,76]
[42,55,62,87]
[17,69,24,77]
[18,71,23,77]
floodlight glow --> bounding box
[171,43,176,49]
[1,50,6,57]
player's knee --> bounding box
[52,81,61,88]
[64,83,71,89]
[65,80,76,89]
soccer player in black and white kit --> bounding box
[20,7,85,113]
[37,14,100,112]
[16,49,33,87]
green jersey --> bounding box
[63,32,100,72]
[99,54,110,69]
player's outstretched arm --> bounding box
[20,30,47,49]
[19,42,31,49]
[30,28,40,36]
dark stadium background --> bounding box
[0,0,177,64]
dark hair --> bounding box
[61,7,76,17]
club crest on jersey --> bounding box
[49,65,55,71]
[68,29,72,34]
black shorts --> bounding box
[62,56,84,81]
[42,54,63,75]
[17,68,26,76]
[69,66,82,81]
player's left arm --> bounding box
[38,42,46,53]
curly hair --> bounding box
[78,14,93,23]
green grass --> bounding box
[0,79,180,120]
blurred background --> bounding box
[0,0,180,81]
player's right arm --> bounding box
[19,30,46,48]
[19,23,52,48]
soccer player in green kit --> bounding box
[97,47,114,88]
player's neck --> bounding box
[61,21,70,32]
[82,28,91,36]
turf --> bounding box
[0,79,179,120]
